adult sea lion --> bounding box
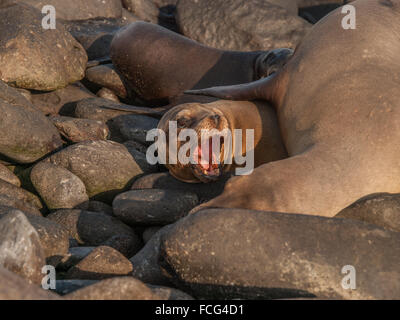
[157,100,287,183]
[187,0,400,217]
[110,21,293,105]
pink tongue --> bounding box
[198,140,217,171]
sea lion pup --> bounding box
[110,21,293,105]
[187,0,400,217]
[157,100,287,183]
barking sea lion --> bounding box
[157,100,287,183]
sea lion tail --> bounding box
[185,73,278,103]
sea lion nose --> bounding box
[210,114,220,126]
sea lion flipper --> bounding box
[185,74,278,102]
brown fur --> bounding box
[189,0,400,217]
[157,100,287,183]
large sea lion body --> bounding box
[157,100,287,183]
[188,0,400,217]
[110,22,293,105]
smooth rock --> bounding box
[65,276,159,300]
[123,142,159,174]
[60,247,96,270]
[65,246,133,280]
[131,172,232,203]
[0,179,43,211]
[30,82,95,116]
[111,114,159,145]
[142,226,162,244]
[53,279,98,296]
[87,201,114,216]
[176,0,310,51]
[42,140,143,203]
[336,193,400,233]
[63,18,123,61]
[0,267,60,300]
[21,0,123,21]
[85,64,127,98]
[0,3,87,90]
[50,115,110,142]
[160,208,400,300]
[0,194,42,217]
[113,189,198,226]
[0,81,63,163]
[0,210,46,284]
[148,285,194,300]
[31,162,89,210]
[122,0,159,23]
[47,209,136,246]
[26,215,70,267]
[0,163,20,187]
[130,224,174,286]
[101,234,142,258]
[97,87,120,102]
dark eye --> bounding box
[177,117,191,128]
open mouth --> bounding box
[191,136,224,181]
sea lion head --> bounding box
[255,48,294,79]
[158,103,232,183]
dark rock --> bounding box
[0,267,60,300]
[111,114,159,145]
[130,224,174,286]
[122,0,159,23]
[64,276,159,300]
[0,81,63,164]
[61,247,96,270]
[41,140,143,203]
[75,98,164,141]
[148,285,194,300]
[298,0,345,23]
[176,0,310,51]
[123,142,159,174]
[75,98,164,121]
[87,201,114,216]
[30,82,95,116]
[97,87,120,102]
[31,162,89,210]
[21,0,123,21]
[62,18,122,60]
[26,215,70,267]
[65,246,133,280]
[131,172,232,203]
[50,115,110,142]
[85,64,127,98]
[123,140,148,154]
[101,234,142,258]
[160,208,400,300]
[0,3,87,90]
[336,193,400,232]
[0,194,42,217]
[113,189,198,226]
[0,163,20,186]
[0,210,46,284]
[47,209,137,246]
[0,179,43,211]
[54,279,98,295]
[142,226,162,244]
